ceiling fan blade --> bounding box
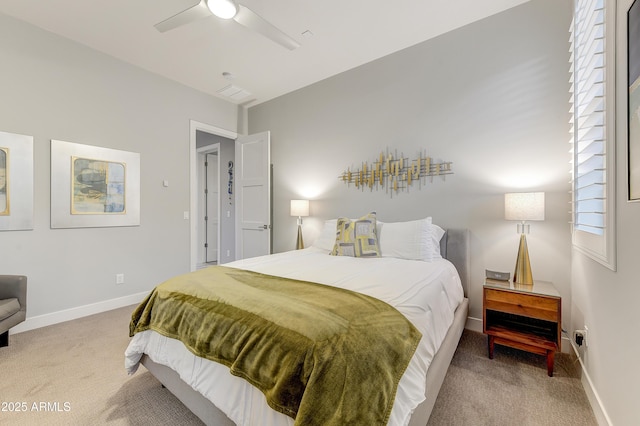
[154,0,212,33]
[233,4,300,50]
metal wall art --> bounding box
[227,160,234,205]
[339,149,453,196]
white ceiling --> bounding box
[0,0,529,107]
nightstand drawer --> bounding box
[484,288,559,322]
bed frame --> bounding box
[141,229,470,426]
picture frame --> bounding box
[51,140,140,228]
[628,0,640,200]
[0,131,34,231]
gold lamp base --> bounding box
[296,224,304,250]
[513,233,533,285]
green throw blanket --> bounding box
[130,266,422,425]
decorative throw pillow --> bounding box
[330,212,381,257]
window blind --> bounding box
[570,0,606,236]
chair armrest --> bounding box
[0,275,27,312]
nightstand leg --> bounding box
[488,336,495,359]
[546,350,555,377]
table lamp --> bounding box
[290,200,309,250]
[504,192,545,285]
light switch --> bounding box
[183,211,189,220]
[163,180,169,187]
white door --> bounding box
[235,131,271,260]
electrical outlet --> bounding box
[116,273,125,285]
[583,325,588,347]
[226,250,230,257]
[574,326,588,348]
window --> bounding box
[569,0,616,270]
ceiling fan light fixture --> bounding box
[207,0,238,20]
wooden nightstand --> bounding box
[483,279,561,377]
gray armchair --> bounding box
[0,275,27,347]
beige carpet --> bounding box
[427,331,598,426]
[0,305,202,426]
[0,305,597,425]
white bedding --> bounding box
[125,247,464,426]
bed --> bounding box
[125,216,469,426]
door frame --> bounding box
[189,120,237,271]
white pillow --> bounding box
[378,217,444,261]
[431,223,446,259]
[312,219,338,251]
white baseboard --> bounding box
[581,374,611,426]
[10,291,148,334]
[465,315,483,333]
[568,341,613,426]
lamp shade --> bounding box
[504,192,545,221]
[290,200,309,217]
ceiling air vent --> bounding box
[217,84,251,101]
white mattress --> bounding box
[125,247,464,426]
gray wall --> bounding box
[0,13,238,317]
[249,0,572,326]
[568,0,640,424]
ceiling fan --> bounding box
[155,0,300,50]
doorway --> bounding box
[189,121,272,269]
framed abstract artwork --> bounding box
[628,0,640,200]
[51,140,140,228]
[0,131,34,231]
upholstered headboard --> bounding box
[441,229,470,297]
